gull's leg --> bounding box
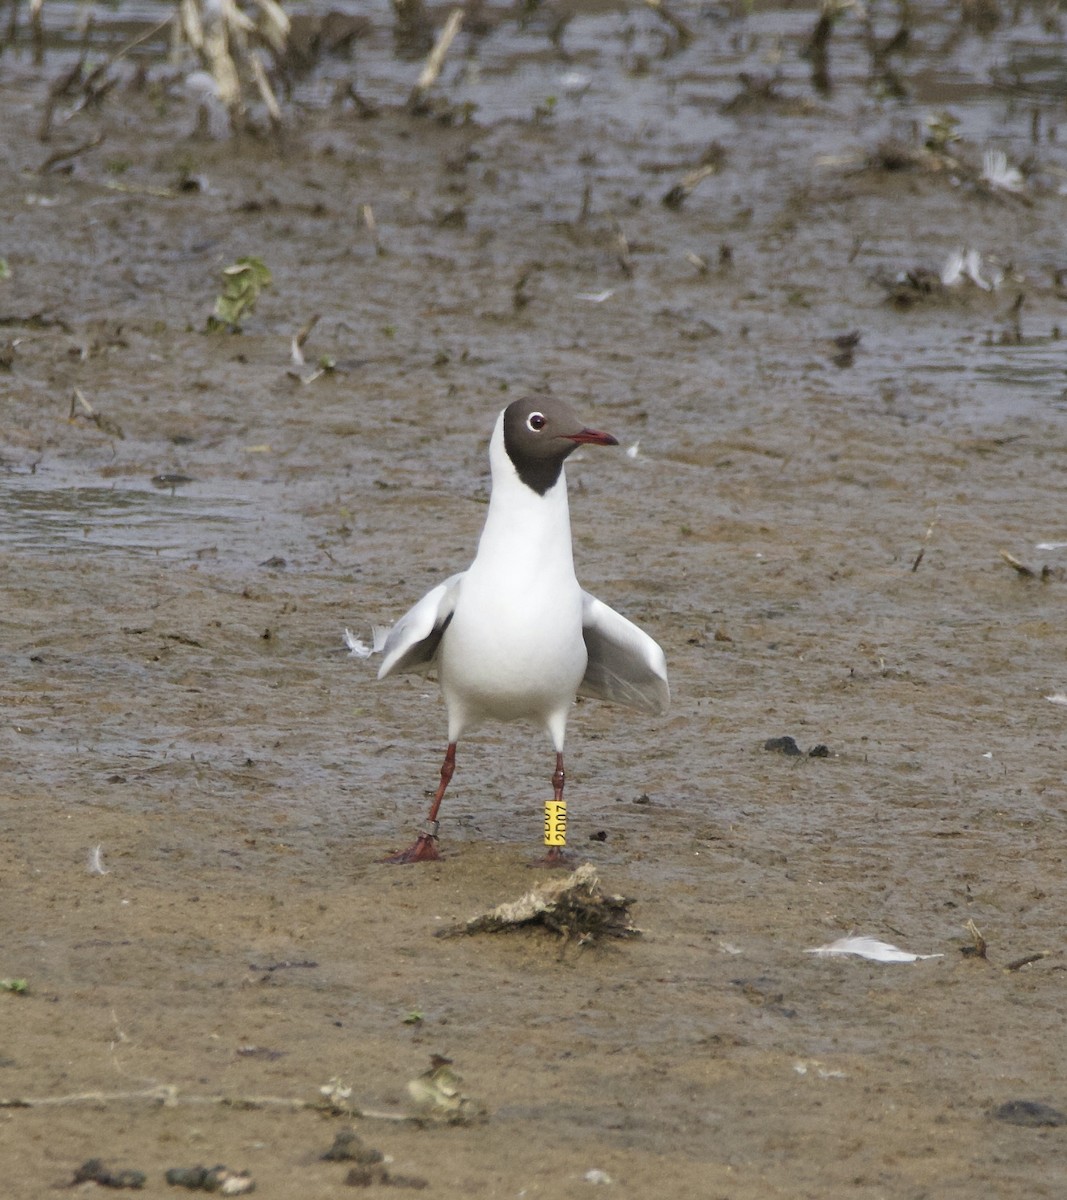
[532,751,571,868]
[384,742,456,864]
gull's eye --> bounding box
[527,412,546,432]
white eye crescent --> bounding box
[527,412,546,432]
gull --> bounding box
[377,396,669,863]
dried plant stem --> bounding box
[910,515,937,572]
[249,48,282,124]
[408,7,463,112]
[37,132,104,173]
[362,204,386,255]
[29,0,43,64]
[662,163,717,210]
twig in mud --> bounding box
[961,918,987,960]
[661,163,717,210]
[112,14,175,63]
[1004,951,1051,972]
[577,180,592,223]
[407,7,464,113]
[362,204,386,255]
[547,9,571,57]
[512,265,536,311]
[69,388,125,440]
[38,58,89,141]
[249,49,283,128]
[342,82,379,118]
[910,516,937,572]
[37,132,105,174]
[643,0,692,44]
[998,549,1049,580]
[1001,291,1025,344]
[290,314,321,366]
[29,0,44,64]
[60,65,120,123]
[0,1083,413,1121]
[36,53,122,142]
[862,6,910,98]
[800,0,852,95]
[802,7,832,94]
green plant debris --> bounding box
[406,1056,486,1125]
[207,256,272,332]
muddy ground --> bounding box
[3,2,1067,1196]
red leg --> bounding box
[532,752,572,868]
[384,742,455,864]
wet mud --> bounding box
[3,2,1067,1196]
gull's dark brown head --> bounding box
[502,397,618,495]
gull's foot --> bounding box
[384,833,441,864]
[529,846,574,869]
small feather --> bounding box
[805,935,942,963]
[343,628,370,657]
[344,626,390,658]
[87,845,109,875]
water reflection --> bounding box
[0,477,251,557]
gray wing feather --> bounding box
[578,591,670,716]
[377,573,464,680]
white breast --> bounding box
[437,414,587,740]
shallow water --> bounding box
[0,475,255,556]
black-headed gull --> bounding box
[378,396,669,863]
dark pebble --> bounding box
[322,1128,384,1164]
[763,736,802,756]
[164,1164,254,1191]
[73,1159,146,1188]
[808,744,830,757]
[165,1166,211,1188]
[991,1100,1067,1127]
[344,1165,428,1189]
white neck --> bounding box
[472,412,576,576]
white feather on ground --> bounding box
[343,626,390,659]
[805,935,942,963]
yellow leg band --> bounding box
[544,800,567,846]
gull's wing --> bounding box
[377,573,465,680]
[578,591,670,716]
